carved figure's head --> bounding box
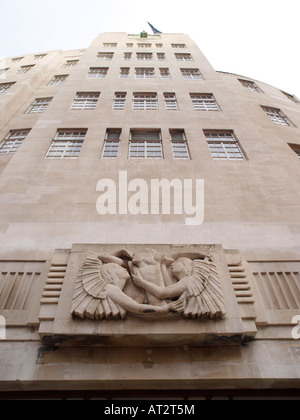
[171,258,193,278]
[101,263,130,290]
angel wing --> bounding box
[71,253,127,320]
[181,259,226,320]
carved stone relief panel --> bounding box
[39,244,246,346]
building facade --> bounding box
[0,32,299,399]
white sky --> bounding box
[0,0,299,97]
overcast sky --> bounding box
[0,0,299,97]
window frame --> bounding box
[204,131,246,161]
[102,129,121,159]
[132,93,158,111]
[45,130,87,160]
[113,92,127,110]
[71,92,100,111]
[190,93,220,111]
[87,67,108,79]
[0,130,31,155]
[27,98,52,114]
[170,130,190,160]
[261,106,294,127]
[129,130,163,159]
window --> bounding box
[28,98,52,114]
[172,44,186,49]
[191,94,220,111]
[130,130,162,159]
[102,129,121,158]
[62,60,78,68]
[49,75,68,86]
[288,144,300,158]
[175,53,193,61]
[155,43,163,48]
[239,79,262,93]
[103,43,117,47]
[0,130,30,155]
[0,68,9,75]
[181,68,202,80]
[126,43,133,48]
[71,92,100,110]
[135,68,155,79]
[16,65,34,75]
[170,130,190,160]
[34,54,46,60]
[157,53,166,61]
[261,106,294,126]
[137,43,152,48]
[0,82,15,94]
[136,53,153,61]
[45,130,87,159]
[164,93,178,110]
[87,67,108,78]
[113,92,126,110]
[97,52,114,60]
[282,91,300,105]
[124,52,132,60]
[205,131,246,161]
[120,68,130,79]
[160,68,170,79]
[133,93,158,110]
[12,57,23,62]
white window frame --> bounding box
[97,52,114,60]
[62,60,78,68]
[16,65,34,75]
[0,130,30,155]
[0,68,9,75]
[205,131,246,161]
[239,79,262,93]
[133,93,158,110]
[49,75,68,86]
[113,92,127,110]
[71,93,100,110]
[157,53,166,61]
[175,53,193,61]
[181,69,202,80]
[120,68,130,79]
[136,53,153,61]
[103,43,117,48]
[135,68,155,79]
[137,43,152,48]
[129,131,163,159]
[87,67,108,79]
[262,106,293,126]
[124,53,132,61]
[172,44,187,49]
[102,130,121,159]
[45,130,87,160]
[170,130,190,160]
[28,98,52,114]
[282,91,300,105]
[191,94,220,111]
[0,82,15,94]
[160,68,170,79]
[164,93,178,110]
[34,54,46,60]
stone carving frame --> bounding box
[39,244,246,346]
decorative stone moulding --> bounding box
[39,244,253,346]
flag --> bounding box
[147,22,162,34]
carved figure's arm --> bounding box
[106,284,183,315]
[132,271,187,300]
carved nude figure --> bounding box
[71,253,184,320]
[132,256,226,319]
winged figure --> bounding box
[71,253,183,320]
[132,256,226,320]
